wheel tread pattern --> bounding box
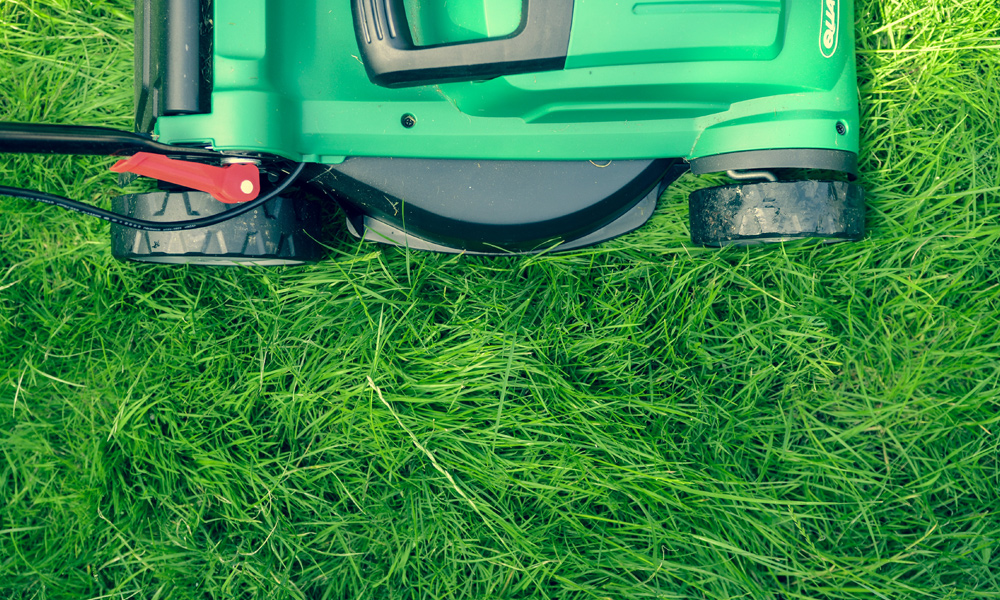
[689,180,864,246]
[111,191,323,264]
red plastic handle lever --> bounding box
[111,152,261,204]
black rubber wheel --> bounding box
[111,191,324,265]
[689,180,865,246]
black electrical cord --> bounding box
[0,162,306,232]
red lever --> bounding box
[111,153,261,204]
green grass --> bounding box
[2,1,1000,598]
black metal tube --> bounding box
[0,122,219,158]
[164,0,203,115]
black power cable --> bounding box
[0,162,306,232]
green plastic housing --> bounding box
[154,0,860,165]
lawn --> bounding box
[1,1,1000,598]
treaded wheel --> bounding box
[689,180,865,246]
[111,191,324,265]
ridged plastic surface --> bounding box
[689,180,865,246]
[111,191,323,264]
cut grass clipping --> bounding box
[2,1,1000,599]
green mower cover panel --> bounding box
[151,0,859,164]
[125,0,864,259]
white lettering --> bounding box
[820,0,839,58]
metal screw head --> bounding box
[836,122,847,136]
[401,114,416,129]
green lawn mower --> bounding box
[0,0,865,264]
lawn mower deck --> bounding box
[0,0,865,263]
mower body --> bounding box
[148,0,858,162]
[127,0,863,256]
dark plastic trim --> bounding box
[312,158,686,254]
[349,187,665,255]
[352,0,574,88]
[689,149,858,178]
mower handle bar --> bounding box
[0,123,222,159]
